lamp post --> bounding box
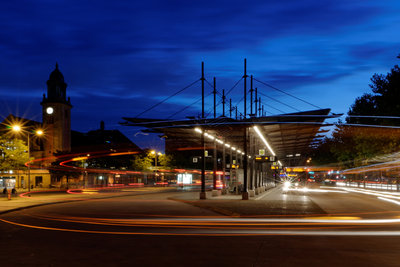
[11,125,43,193]
[151,150,162,184]
[151,151,162,168]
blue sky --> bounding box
[1,0,400,148]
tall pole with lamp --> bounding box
[11,125,43,194]
[151,150,162,184]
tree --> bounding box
[0,136,30,171]
[157,154,175,169]
[131,152,153,171]
[347,57,400,125]
[312,54,400,168]
[131,150,175,171]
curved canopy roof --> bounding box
[121,108,340,166]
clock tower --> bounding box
[41,63,72,156]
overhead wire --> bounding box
[136,72,321,124]
[258,91,301,112]
[167,91,213,119]
[259,100,286,114]
[226,77,244,96]
[134,79,200,118]
[254,77,321,109]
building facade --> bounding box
[41,63,72,156]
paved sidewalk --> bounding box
[169,185,326,216]
[1,193,82,214]
[0,188,147,214]
[1,185,325,217]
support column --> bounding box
[260,163,262,190]
[243,58,248,118]
[212,141,221,197]
[242,127,249,200]
[249,133,255,197]
[249,134,254,190]
[259,163,262,188]
[230,147,233,191]
[254,162,259,195]
[200,132,206,199]
[250,75,253,116]
[236,150,239,194]
[222,141,226,194]
[200,62,206,200]
[201,62,205,118]
[213,141,217,190]
[255,87,258,117]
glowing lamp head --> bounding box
[12,125,21,132]
[36,130,44,136]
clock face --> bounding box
[46,107,54,114]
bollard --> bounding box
[7,189,11,200]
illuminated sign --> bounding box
[255,156,277,162]
[177,173,193,184]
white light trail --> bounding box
[378,197,400,206]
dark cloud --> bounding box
[1,0,400,148]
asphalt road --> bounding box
[1,186,400,266]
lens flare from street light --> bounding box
[283,181,291,191]
[36,129,44,135]
[12,125,21,132]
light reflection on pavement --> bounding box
[2,186,400,236]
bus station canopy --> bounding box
[121,108,340,166]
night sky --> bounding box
[1,0,400,149]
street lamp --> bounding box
[11,124,44,193]
[151,150,163,184]
[150,150,162,168]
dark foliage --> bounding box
[313,54,400,168]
